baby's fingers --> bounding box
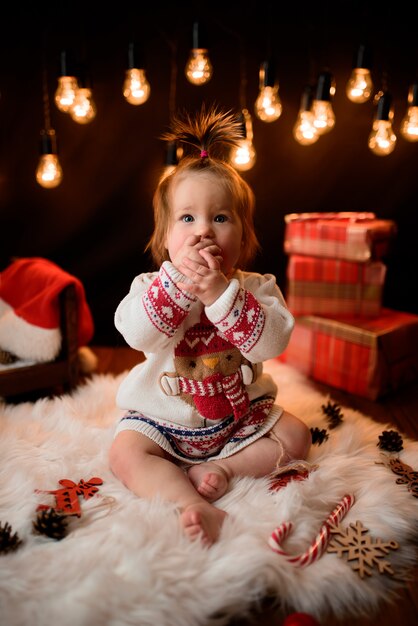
[199,248,221,270]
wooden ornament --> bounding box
[376,454,418,498]
[35,477,104,517]
[327,520,399,579]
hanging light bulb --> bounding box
[400,81,418,142]
[312,71,336,135]
[254,59,282,122]
[36,129,63,189]
[185,21,213,86]
[123,42,151,105]
[230,109,256,171]
[368,91,397,156]
[69,66,97,126]
[293,84,320,145]
[70,86,96,123]
[346,44,373,103]
[54,50,79,113]
[161,141,181,180]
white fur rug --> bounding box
[1,359,417,626]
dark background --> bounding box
[1,3,417,346]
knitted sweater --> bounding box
[115,261,294,428]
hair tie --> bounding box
[200,150,209,159]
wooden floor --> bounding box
[91,346,418,626]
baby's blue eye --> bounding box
[182,215,194,223]
[214,215,227,223]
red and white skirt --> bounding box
[114,395,282,464]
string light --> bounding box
[368,90,397,156]
[254,59,282,122]
[185,21,213,86]
[346,44,373,103]
[400,81,418,142]
[230,109,256,171]
[231,52,256,171]
[70,64,97,124]
[312,70,336,135]
[36,57,63,189]
[293,84,319,145]
[123,41,151,106]
[161,39,181,180]
[54,50,78,113]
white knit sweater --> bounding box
[114,261,294,428]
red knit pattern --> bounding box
[142,266,194,337]
[179,371,249,421]
[219,289,265,353]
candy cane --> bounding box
[268,494,355,566]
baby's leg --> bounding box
[187,462,230,502]
[188,411,311,501]
[109,431,226,545]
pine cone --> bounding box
[0,521,23,554]
[321,400,344,429]
[33,508,68,540]
[0,349,17,365]
[377,430,404,453]
[310,427,329,445]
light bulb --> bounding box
[185,21,212,86]
[368,92,396,156]
[36,130,63,189]
[70,87,96,124]
[400,83,418,142]
[346,68,373,103]
[161,141,180,180]
[254,60,282,122]
[255,85,282,122]
[123,68,151,105]
[54,51,78,113]
[55,76,79,112]
[230,109,256,171]
[312,71,336,135]
[346,45,373,103]
[368,120,397,155]
[293,85,319,145]
[185,49,213,85]
[230,140,256,171]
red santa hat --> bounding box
[0,257,94,362]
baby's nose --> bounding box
[197,222,215,237]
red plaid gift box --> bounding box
[284,212,397,262]
[279,308,418,399]
[286,255,386,317]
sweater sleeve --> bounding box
[114,261,197,352]
[204,271,294,362]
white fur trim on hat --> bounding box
[0,300,61,362]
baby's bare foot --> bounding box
[187,462,230,502]
[181,502,227,546]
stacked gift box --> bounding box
[279,212,418,400]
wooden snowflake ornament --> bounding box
[327,520,399,579]
[377,455,418,498]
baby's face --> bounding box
[165,172,243,276]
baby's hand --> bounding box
[172,236,222,275]
[177,243,228,306]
